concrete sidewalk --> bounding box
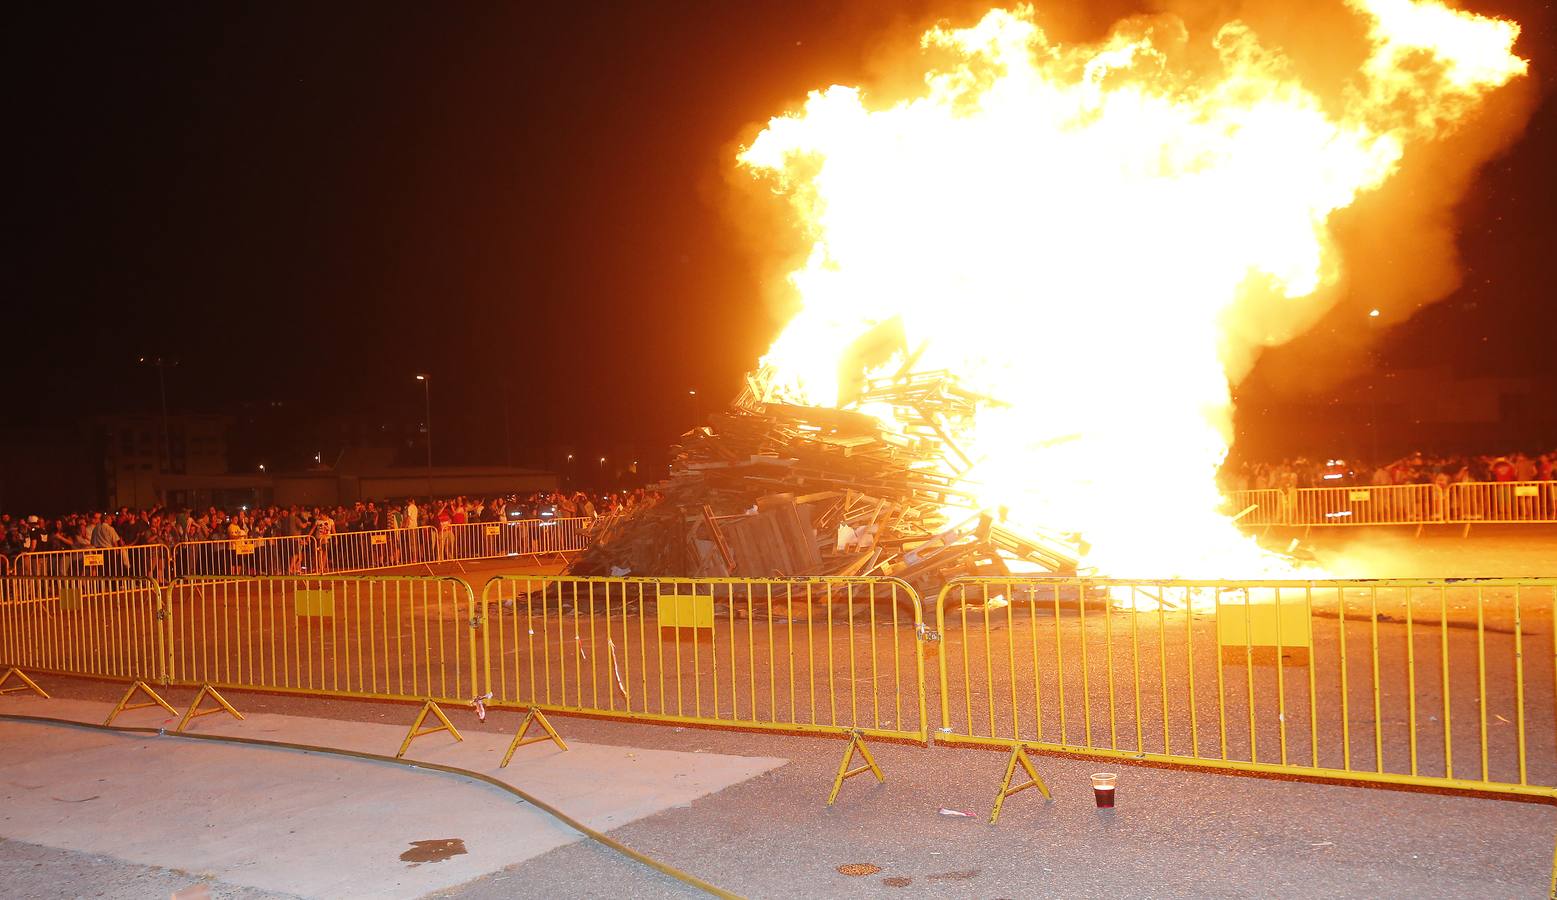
[0,694,784,898]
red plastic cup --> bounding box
[1091,772,1117,808]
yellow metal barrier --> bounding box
[322,527,439,574]
[439,518,602,565]
[15,545,172,582]
[1450,481,1557,528]
[1223,489,1287,528]
[173,535,309,578]
[440,521,510,563]
[0,576,168,683]
[936,577,1557,806]
[480,576,929,743]
[1290,484,1445,527]
[163,576,481,705]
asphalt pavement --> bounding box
[3,676,1553,899]
[3,527,1556,898]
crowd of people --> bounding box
[1224,450,1557,492]
[0,489,658,565]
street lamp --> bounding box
[1365,311,1382,462]
[137,356,177,495]
[415,374,432,498]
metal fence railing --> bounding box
[1224,488,1287,528]
[3,571,926,745]
[478,575,928,744]
[163,576,481,705]
[1290,484,1446,526]
[1448,481,1557,526]
[438,517,604,564]
[322,527,440,574]
[14,545,172,582]
[1,517,608,585]
[0,576,167,683]
[935,577,1557,800]
[1226,482,1557,529]
[173,536,310,578]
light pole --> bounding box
[1366,310,1381,463]
[598,456,607,487]
[137,357,176,474]
[688,389,698,425]
[416,374,433,498]
[500,378,513,467]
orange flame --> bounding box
[738,0,1526,577]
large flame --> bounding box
[736,0,1526,577]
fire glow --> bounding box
[738,0,1526,577]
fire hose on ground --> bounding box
[0,711,739,900]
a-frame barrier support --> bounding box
[176,684,245,733]
[105,681,178,726]
[0,667,48,699]
[827,730,885,805]
[989,744,1052,824]
[397,699,463,759]
[500,707,568,767]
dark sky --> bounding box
[6,1,1554,464]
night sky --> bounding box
[6,1,1554,468]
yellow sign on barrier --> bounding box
[1349,490,1371,502]
[371,533,388,545]
[82,553,104,568]
[295,589,335,617]
[1215,593,1311,649]
[657,591,714,629]
[233,541,255,556]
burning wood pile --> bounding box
[569,367,1081,599]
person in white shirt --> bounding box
[403,498,420,562]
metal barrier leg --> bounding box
[397,699,464,759]
[175,684,245,733]
[0,667,49,699]
[105,681,177,725]
[827,730,885,805]
[500,707,569,767]
[989,744,1052,824]
[1549,829,1556,900]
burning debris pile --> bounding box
[569,367,1080,597]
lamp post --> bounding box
[1366,310,1381,463]
[599,456,607,487]
[416,374,433,498]
[137,356,176,486]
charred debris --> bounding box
[570,366,1082,604]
